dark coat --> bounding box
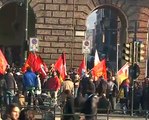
[78,77,90,97]
[98,95,111,113]
[14,74,23,92]
[74,93,86,112]
[96,79,108,96]
[4,72,16,91]
[142,85,149,110]
[81,94,99,120]
[63,95,75,120]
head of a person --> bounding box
[49,64,55,70]
[102,93,107,98]
[52,71,57,77]
[6,68,12,73]
[111,76,116,81]
[74,74,80,81]
[65,75,72,81]
[64,89,71,96]
[26,66,32,72]
[83,72,89,78]
[6,103,20,120]
[19,109,35,120]
[144,77,149,84]
[99,76,104,81]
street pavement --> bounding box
[34,113,148,120]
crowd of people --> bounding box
[0,63,149,120]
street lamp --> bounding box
[130,21,138,116]
[24,0,31,60]
[25,0,32,42]
[16,0,29,42]
[25,0,29,42]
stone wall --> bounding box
[1,0,149,78]
[31,0,85,69]
[30,0,149,78]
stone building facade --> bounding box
[0,0,149,79]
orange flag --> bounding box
[0,49,8,74]
[78,56,86,77]
[54,52,67,81]
[21,52,37,73]
[92,59,107,80]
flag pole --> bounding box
[84,53,88,72]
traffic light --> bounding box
[136,42,145,62]
[122,42,132,62]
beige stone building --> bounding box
[0,0,149,79]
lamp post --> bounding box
[25,0,29,42]
[24,0,31,60]
[130,21,138,116]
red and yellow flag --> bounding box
[92,59,107,80]
[117,62,129,85]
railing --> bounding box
[0,89,149,120]
[1,104,149,120]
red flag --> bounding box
[37,56,48,78]
[0,49,8,74]
[92,59,107,80]
[54,53,67,81]
[22,52,48,78]
[78,57,86,77]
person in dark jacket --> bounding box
[142,77,149,111]
[4,68,17,105]
[98,93,111,114]
[62,89,75,120]
[96,76,108,96]
[133,81,142,114]
[74,93,86,112]
[81,85,99,120]
[78,73,95,98]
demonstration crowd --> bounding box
[0,61,149,120]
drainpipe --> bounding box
[146,20,149,77]
[24,0,31,60]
